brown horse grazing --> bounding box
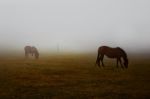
[24,46,39,59]
[96,46,128,69]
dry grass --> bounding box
[0,54,150,99]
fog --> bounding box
[0,0,150,54]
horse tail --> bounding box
[24,46,31,58]
[95,48,100,65]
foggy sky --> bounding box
[0,0,150,53]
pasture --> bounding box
[0,54,150,99]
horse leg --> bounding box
[25,51,28,59]
[116,58,119,68]
[96,52,101,67]
[96,56,101,68]
[98,58,101,67]
[100,55,104,67]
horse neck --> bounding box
[118,48,128,62]
[122,55,126,60]
[122,55,128,63]
[35,50,39,55]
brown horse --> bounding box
[24,46,39,59]
[96,46,128,69]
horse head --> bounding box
[35,51,39,59]
[28,46,39,59]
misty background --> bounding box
[0,0,150,55]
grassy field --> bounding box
[0,54,150,99]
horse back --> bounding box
[98,46,125,58]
